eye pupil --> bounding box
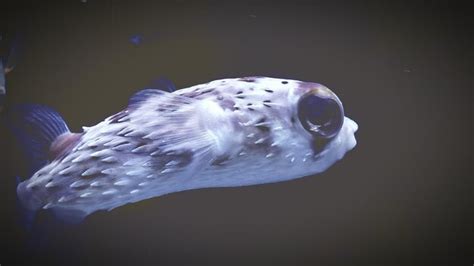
[297,94,343,138]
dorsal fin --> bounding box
[128,89,167,109]
[150,77,176,92]
[128,77,177,108]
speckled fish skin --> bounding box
[17,76,358,220]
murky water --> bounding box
[0,1,470,265]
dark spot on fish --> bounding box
[291,117,296,123]
[131,140,151,153]
[118,128,133,137]
[218,98,236,111]
[201,88,214,94]
[150,150,163,157]
[81,173,102,179]
[236,95,245,99]
[234,107,240,111]
[86,141,99,150]
[211,155,230,166]
[46,184,61,191]
[236,91,243,95]
[247,103,253,106]
[156,104,178,112]
[239,78,255,82]
[282,81,288,84]
[181,90,203,99]
[255,118,270,132]
[256,125,270,132]
[136,140,148,148]
[263,100,272,108]
[247,107,255,111]
[150,149,194,170]
[264,89,274,93]
[45,179,58,189]
[168,150,194,167]
[71,182,89,189]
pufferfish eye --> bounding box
[297,93,344,139]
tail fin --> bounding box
[6,104,71,176]
[5,104,72,230]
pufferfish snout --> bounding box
[11,76,358,222]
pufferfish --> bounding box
[6,76,358,222]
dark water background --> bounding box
[0,1,471,265]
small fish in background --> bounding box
[4,76,358,223]
[129,34,143,46]
[0,59,5,111]
[1,32,23,111]
[1,36,9,111]
[128,32,165,46]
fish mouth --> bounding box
[344,117,359,151]
[347,117,359,133]
[310,116,358,159]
